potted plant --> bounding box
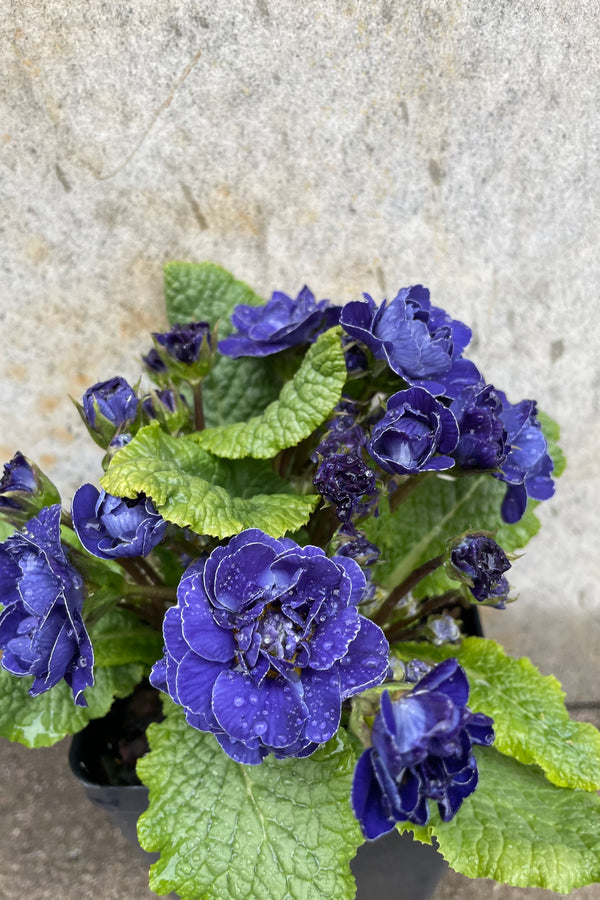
[1,262,598,900]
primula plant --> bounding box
[1,262,599,899]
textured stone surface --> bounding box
[0,2,599,896]
[1,0,598,616]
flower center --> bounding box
[255,608,301,660]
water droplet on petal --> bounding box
[234,696,244,707]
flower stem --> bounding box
[388,472,433,513]
[384,591,466,642]
[373,553,445,626]
[124,583,177,602]
[193,381,205,432]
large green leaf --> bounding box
[364,473,541,593]
[137,705,362,900]
[402,747,600,892]
[101,422,318,539]
[0,662,143,748]
[164,260,264,326]
[90,608,163,669]
[196,327,347,459]
[395,638,600,792]
[164,261,282,426]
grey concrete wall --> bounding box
[1,1,599,679]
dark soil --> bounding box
[71,681,164,786]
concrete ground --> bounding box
[1,618,598,900]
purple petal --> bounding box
[163,605,188,663]
[309,606,361,670]
[176,650,223,721]
[214,732,268,765]
[301,668,342,744]
[337,617,389,699]
[181,589,236,662]
[416,658,469,707]
[212,669,307,747]
[351,749,396,840]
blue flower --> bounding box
[367,387,459,475]
[0,505,94,706]
[449,533,511,606]
[450,382,509,470]
[340,288,471,383]
[218,286,341,358]
[351,659,494,838]
[150,529,389,764]
[72,484,167,559]
[495,394,554,524]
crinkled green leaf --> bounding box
[364,473,541,594]
[164,260,264,327]
[401,747,600,892]
[394,638,600,792]
[0,662,143,748]
[101,422,318,539]
[205,353,284,427]
[137,705,362,900]
[196,327,347,459]
[90,607,163,669]
[164,261,282,426]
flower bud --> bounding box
[447,531,511,607]
[77,377,139,448]
[142,348,169,385]
[151,321,213,384]
[142,389,190,433]
[0,452,60,523]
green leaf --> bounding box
[164,261,264,326]
[0,663,143,748]
[204,353,284,428]
[394,638,600,792]
[538,408,567,477]
[137,704,362,900]
[0,519,16,541]
[164,261,282,426]
[101,422,318,539]
[90,608,163,668]
[402,747,600,892]
[196,327,347,459]
[364,473,541,593]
